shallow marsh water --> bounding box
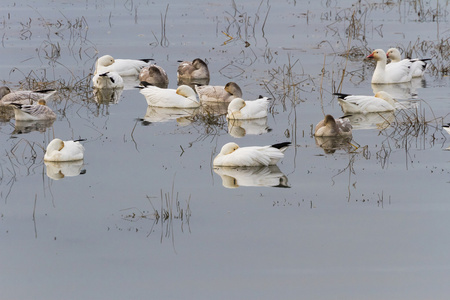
[1,0,450,299]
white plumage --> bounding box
[44,138,85,162]
[139,84,199,108]
[314,115,352,137]
[367,49,412,84]
[226,97,269,119]
[10,99,57,121]
[92,71,124,89]
[386,48,430,78]
[94,55,151,77]
[195,82,242,102]
[213,142,290,167]
[335,91,397,114]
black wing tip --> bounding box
[139,58,154,63]
[443,123,450,128]
[33,89,56,93]
[9,102,23,108]
[74,138,87,142]
[271,142,291,149]
[333,92,352,98]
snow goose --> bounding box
[139,65,169,88]
[314,114,352,137]
[214,165,289,188]
[386,48,431,78]
[367,49,412,84]
[0,88,56,105]
[44,138,85,162]
[226,97,269,120]
[138,83,199,108]
[92,71,124,89]
[177,58,210,80]
[9,99,56,121]
[195,82,242,102]
[213,142,290,167]
[334,91,397,113]
[94,55,152,77]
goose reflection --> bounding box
[45,160,85,180]
[93,87,124,104]
[346,111,395,130]
[314,136,353,154]
[177,77,210,89]
[227,117,270,138]
[200,101,229,116]
[371,82,416,100]
[140,105,198,126]
[12,119,55,134]
[214,165,290,188]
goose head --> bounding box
[46,138,65,153]
[176,85,197,99]
[367,49,387,63]
[224,82,243,97]
[374,91,396,105]
[228,98,246,112]
[97,55,115,67]
[220,142,240,155]
[386,48,401,62]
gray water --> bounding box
[1,1,450,299]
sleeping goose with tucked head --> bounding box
[177,58,210,80]
[44,138,85,162]
[386,48,431,78]
[334,91,397,114]
[213,142,291,167]
[195,82,242,103]
[138,82,199,108]
[138,64,169,88]
[314,114,352,137]
[0,88,56,105]
[226,96,269,120]
[367,49,413,84]
[9,99,56,121]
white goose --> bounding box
[213,142,290,167]
[386,48,431,78]
[226,97,269,120]
[334,91,397,113]
[138,83,200,108]
[94,55,152,76]
[314,115,352,137]
[44,138,85,162]
[139,65,169,88]
[9,99,57,121]
[177,58,210,80]
[367,49,412,84]
[195,82,243,102]
[92,71,124,89]
[0,88,56,105]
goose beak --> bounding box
[366,52,374,59]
